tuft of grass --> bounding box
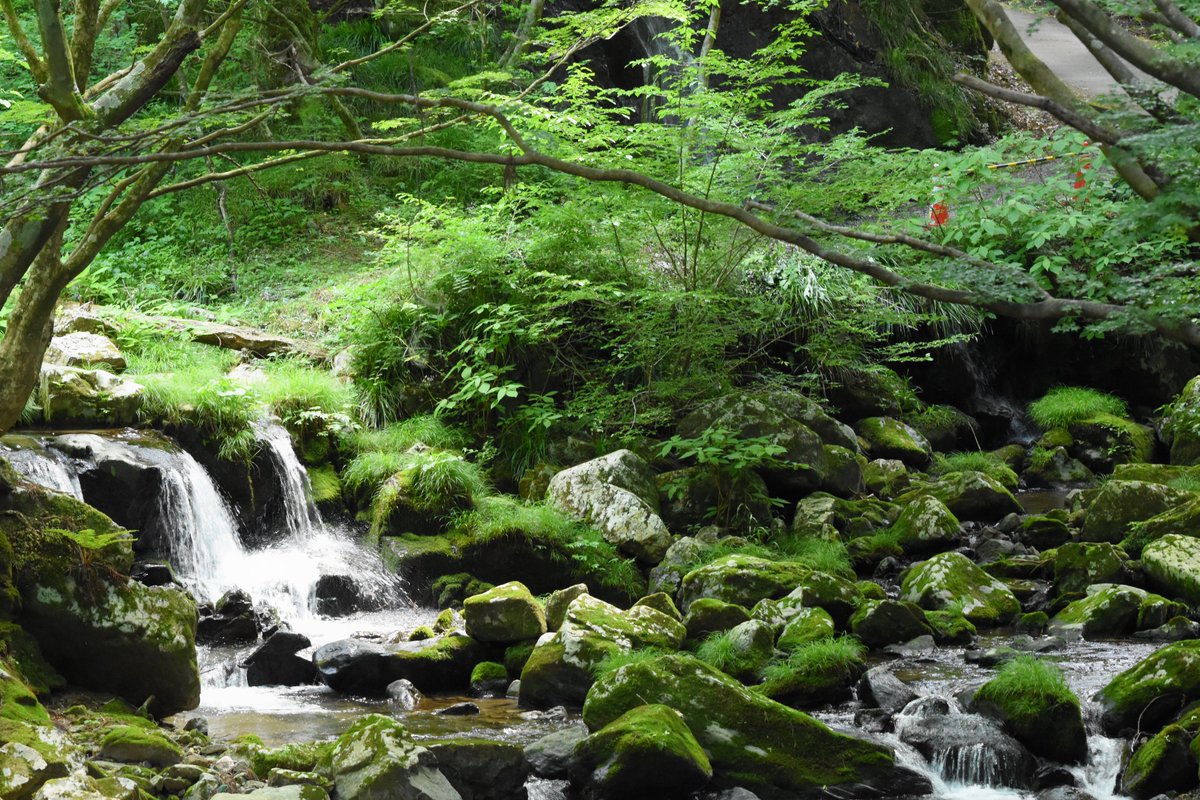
[371,448,490,513]
[1029,387,1127,430]
[1167,474,1200,493]
[257,357,355,419]
[695,629,765,679]
[349,415,468,454]
[932,451,1020,490]
[758,635,865,684]
[973,655,1078,721]
[343,450,409,496]
[462,496,642,598]
[774,537,854,580]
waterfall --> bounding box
[255,421,320,539]
[2,439,83,499]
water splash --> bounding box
[3,440,83,499]
[255,421,320,539]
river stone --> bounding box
[900,471,1022,521]
[548,473,671,565]
[756,640,867,709]
[1161,375,1200,465]
[678,555,813,611]
[820,444,866,497]
[37,365,144,426]
[524,722,588,778]
[972,669,1086,765]
[777,607,836,650]
[857,666,918,715]
[632,592,681,621]
[44,332,126,372]
[18,571,199,716]
[328,714,459,800]
[1142,534,1200,605]
[647,537,706,595]
[1023,446,1095,488]
[548,450,659,511]
[315,634,483,695]
[1081,481,1192,543]
[55,304,119,338]
[424,739,528,800]
[99,725,183,767]
[683,598,750,639]
[1050,584,1146,639]
[243,630,315,687]
[1053,542,1129,597]
[891,495,960,553]
[463,582,546,643]
[518,594,686,709]
[1096,640,1200,735]
[718,620,776,681]
[0,742,68,800]
[1120,723,1198,799]
[568,704,711,799]
[582,654,925,799]
[544,584,588,631]
[854,417,932,468]
[896,712,1036,789]
[781,572,863,628]
[900,551,1020,626]
[849,600,933,650]
[863,458,911,499]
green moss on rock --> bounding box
[900,551,1020,625]
[1142,534,1200,605]
[99,725,183,766]
[973,656,1086,764]
[1081,481,1190,543]
[463,581,546,643]
[1097,640,1200,735]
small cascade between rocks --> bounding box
[948,342,1039,445]
[2,440,83,499]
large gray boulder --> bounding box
[547,451,672,565]
[44,332,126,372]
[1081,481,1192,543]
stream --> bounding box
[0,427,1155,799]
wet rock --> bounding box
[899,551,1020,626]
[583,653,921,799]
[925,611,977,645]
[525,723,589,778]
[469,662,509,697]
[327,714,458,800]
[434,702,479,716]
[1050,584,1147,639]
[1081,481,1191,543]
[568,704,711,799]
[1142,533,1200,605]
[519,595,685,709]
[681,597,744,642]
[1121,724,1198,799]
[1023,447,1094,488]
[198,590,259,646]
[897,711,1036,789]
[463,581,547,643]
[387,679,423,710]
[849,600,932,650]
[883,635,937,658]
[129,562,177,588]
[425,739,528,800]
[1018,512,1072,550]
[315,633,483,695]
[820,444,866,497]
[857,667,918,715]
[972,661,1087,765]
[632,592,681,621]
[99,726,183,767]
[1036,788,1096,800]
[1133,616,1200,641]
[242,630,315,688]
[678,554,816,611]
[1097,640,1200,735]
[855,417,932,468]
[547,450,672,564]
[1032,765,1076,791]
[863,458,911,500]
[1053,542,1130,597]
[900,471,1022,521]
[314,575,367,617]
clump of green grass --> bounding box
[258,357,355,419]
[774,537,854,580]
[932,451,1020,490]
[1167,474,1200,493]
[696,629,769,680]
[343,451,409,496]
[973,655,1078,721]
[759,635,866,684]
[461,496,642,598]
[349,415,468,454]
[1029,387,1127,429]
[374,449,490,511]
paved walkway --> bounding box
[1002,6,1146,97]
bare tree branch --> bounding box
[1,0,48,83]
[951,73,1122,144]
[1152,0,1200,38]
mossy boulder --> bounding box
[327,714,459,800]
[756,648,867,709]
[925,610,976,644]
[423,738,529,800]
[1081,481,1192,543]
[1053,541,1130,597]
[371,457,479,538]
[972,658,1086,765]
[36,365,144,426]
[632,592,681,621]
[1142,534,1200,605]
[463,581,546,643]
[1122,497,1200,557]
[248,741,333,777]
[1019,512,1072,550]
[519,594,685,709]
[792,493,898,539]
[849,600,932,650]
[900,551,1020,626]
[582,654,925,799]
[682,598,750,639]
[0,741,69,800]
[1113,462,1200,485]
[777,607,836,650]
[1120,723,1198,799]
[820,445,866,497]
[710,620,776,682]
[1051,584,1147,640]
[469,662,509,696]
[568,704,712,799]
[904,405,978,451]
[548,451,672,565]
[1162,375,1200,465]
[545,583,589,631]
[1022,446,1094,487]
[854,417,932,468]
[0,661,50,728]
[657,467,772,532]
[862,459,911,500]
[315,633,484,695]
[99,725,183,767]
[678,554,814,611]
[1096,640,1200,734]
[899,471,1021,521]
[890,495,960,553]
[1067,414,1155,470]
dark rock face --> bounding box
[242,629,315,687]
[197,590,259,645]
[314,633,484,695]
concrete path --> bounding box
[1001,6,1145,97]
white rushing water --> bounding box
[2,442,84,499]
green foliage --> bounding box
[374,449,490,512]
[974,655,1078,720]
[659,426,787,528]
[759,635,866,684]
[695,629,764,679]
[931,451,1019,489]
[1029,387,1128,429]
[590,647,670,678]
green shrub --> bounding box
[774,537,854,580]
[375,449,490,512]
[1029,387,1128,429]
[258,357,355,420]
[931,451,1020,490]
[349,415,469,454]
[973,655,1078,721]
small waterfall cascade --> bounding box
[629,16,695,120]
[255,420,320,539]
[1,439,84,499]
[949,342,1038,445]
